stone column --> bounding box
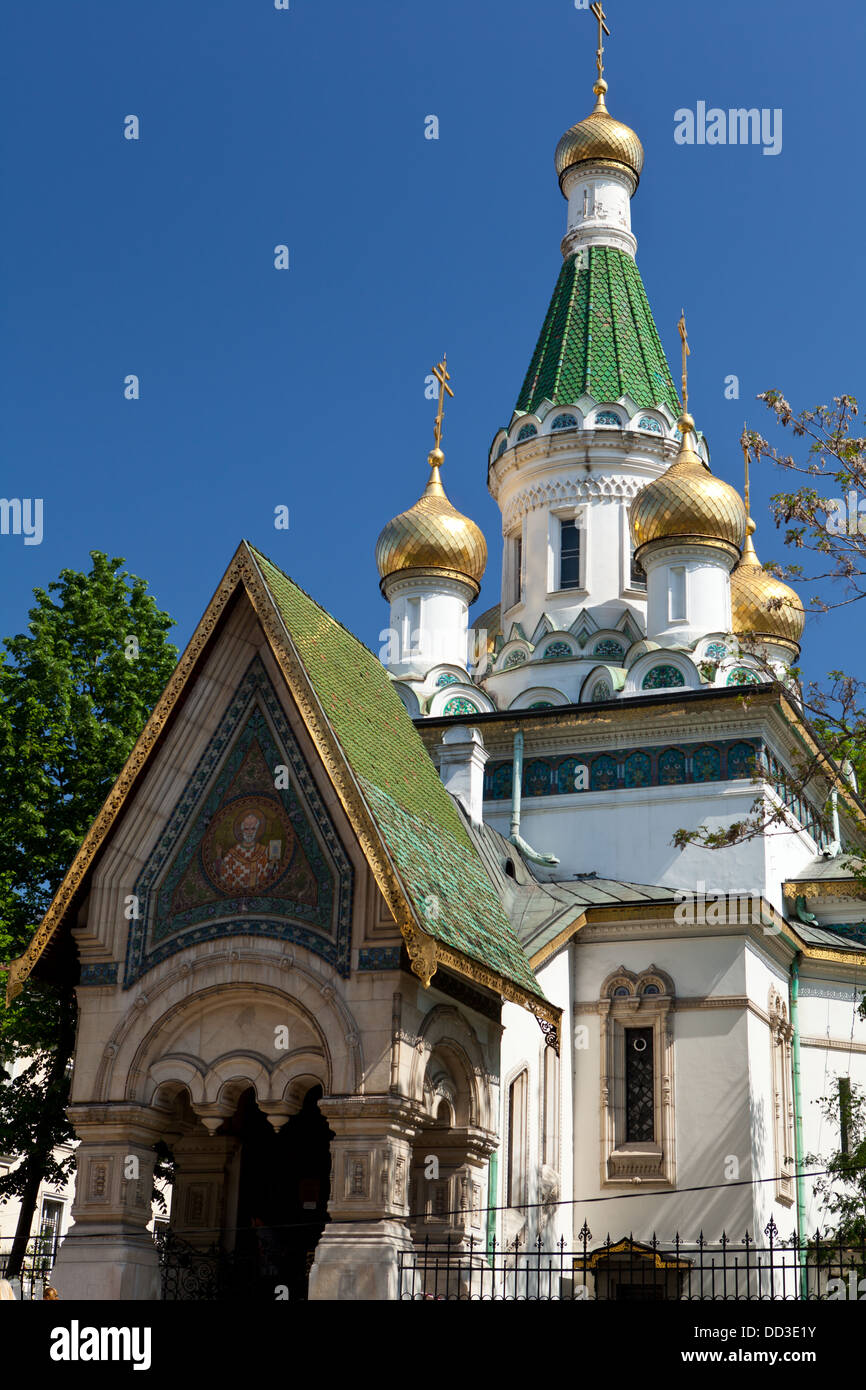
[51,1104,165,1301]
[410,1125,496,1250]
[170,1134,240,1250]
[307,1095,418,1301]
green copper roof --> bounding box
[248,545,545,1003]
[514,247,680,416]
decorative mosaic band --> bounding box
[357,946,402,971]
[79,962,119,987]
[482,737,830,849]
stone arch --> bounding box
[91,947,362,1105]
[408,1005,492,1132]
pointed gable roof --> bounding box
[515,247,680,416]
[5,543,551,1026]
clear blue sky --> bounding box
[2,0,864,688]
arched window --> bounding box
[435,672,460,687]
[506,1070,529,1207]
[443,697,479,716]
[542,1047,560,1168]
[503,648,527,668]
[642,664,686,691]
[594,411,621,427]
[517,423,537,442]
[543,640,572,660]
[594,639,625,661]
[496,438,508,458]
[727,666,760,686]
[637,415,663,433]
[551,413,579,431]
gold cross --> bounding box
[431,355,454,451]
[677,310,690,414]
[591,2,610,81]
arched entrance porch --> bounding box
[158,1080,332,1300]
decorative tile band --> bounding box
[357,946,402,971]
[79,962,119,987]
[482,737,830,849]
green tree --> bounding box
[674,392,866,866]
[0,552,177,1280]
[809,1079,866,1245]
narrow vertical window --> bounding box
[507,1071,528,1206]
[405,597,421,653]
[542,1047,559,1168]
[630,546,646,590]
[507,533,523,609]
[668,566,686,621]
[625,1028,654,1141]
[560,519,581,590]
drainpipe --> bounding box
[510,730,559,867]
[789,954,809,1300]
[824,787,841,858]
[486,1151,498,1261]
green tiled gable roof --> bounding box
[515,247,680,416]
[249,546,544,1001]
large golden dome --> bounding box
[730,520,804,652]
[631,416,747,557]
[555,82,644,190]
[376,450,487,597]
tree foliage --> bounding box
[0,553,177,1267]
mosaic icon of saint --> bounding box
[214,810,281,892]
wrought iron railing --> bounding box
[400,1220,866,1301]
[0,1232,61,1301]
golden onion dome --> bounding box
[376,449,487,597]
[730,520,804,652]
[631,415,747,558]
[555,81,644,191]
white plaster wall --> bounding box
[561,164,636,257]
[384,581,471,679]
[644,546,734,648]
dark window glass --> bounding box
[631,549,647,589]
[560,520,580,590]
[625,1028,654,1141]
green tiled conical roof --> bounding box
[515,247,680,416]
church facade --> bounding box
[7,35,866,1301]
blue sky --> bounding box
[2,0,864,689]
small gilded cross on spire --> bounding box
[590,2,610,84]
[677,310,690,416]
[431,355,454,453]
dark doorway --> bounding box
[228,1084,332,1300]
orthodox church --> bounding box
[6,26,866,1301]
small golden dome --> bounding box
[555,82,644,190]
[376,451,487,597]
[631,415,747,557]
[730,520,804,652]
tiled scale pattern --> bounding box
[514,247,680,417]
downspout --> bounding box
[486,1151,498,1261]
[510,730,559,867]
[789,954,809,1300]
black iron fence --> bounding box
[400,1220,866,1301]
[0,1233,61,1301]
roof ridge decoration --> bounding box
[4,542,552,1029]
[514,247,680,417]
